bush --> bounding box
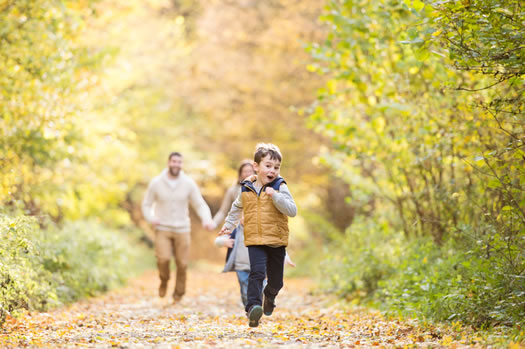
[377,238,461,321]
[0,215,152,325]
[322,219,525,330]
[322,217,404,300]
[378,226,525,328]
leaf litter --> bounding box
[0,269,508,348]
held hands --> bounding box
[217,226,234,246]
[265,187,275,197]
[203,221,217,231]
[224,238,234,248]
[218,226,232,236]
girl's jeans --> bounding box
[235,270,250,307]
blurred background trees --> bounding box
[2,0,349,258]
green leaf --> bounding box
[412,0,425,12]
[487,179,502,189]
[415,47,430,61]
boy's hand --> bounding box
[218,226,231,236]
[265,187,275,197]
[224,238,234,248]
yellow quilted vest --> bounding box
[241,177,289,247]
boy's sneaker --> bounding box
[263,294,276,316]
[247,305,263,327]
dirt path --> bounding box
[1,267,489,348]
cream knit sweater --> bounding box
[142,169,213,233]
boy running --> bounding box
[219,143,297,327]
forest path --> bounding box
[1,268,484,348]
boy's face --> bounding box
[253,155,281,185]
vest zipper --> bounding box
[257,184,268,242]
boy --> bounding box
[219,143,297,327]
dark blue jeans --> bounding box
[236,270,267,308]
[246,245,286,313]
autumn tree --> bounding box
[308,0,524,327]
[0,0,92,219]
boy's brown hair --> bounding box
[253,143,282,164]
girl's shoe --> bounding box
[247,305,263,327]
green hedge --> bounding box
[0,215,152,324]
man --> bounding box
[142,152,216,302]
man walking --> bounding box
[142,152,216,302]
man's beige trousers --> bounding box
[154,230,190,299]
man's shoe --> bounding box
[158,281,168,298]
[263,294,276,316]
[247,305,263,327]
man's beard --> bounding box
[169,167,180,176]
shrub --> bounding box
[377,223,524,328]
[322,216,524,330]
[322,217,404,300]
[0,215,152,325]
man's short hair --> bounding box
[168,152,183,160]
[253,143,282,163]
